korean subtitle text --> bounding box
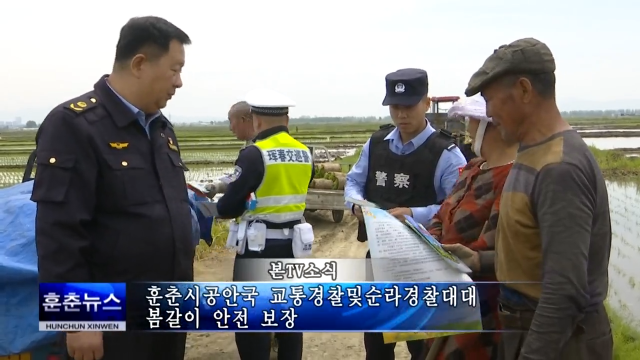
[268,260,338,281]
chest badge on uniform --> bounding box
[395,83,405,93]
[168,137,179,152]
[109,142,129,149]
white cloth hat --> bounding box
[447,94,492,122]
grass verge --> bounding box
[590,146,640,177]
[608,304,640,359]
[194,222,230,260]
[337,148,362,172]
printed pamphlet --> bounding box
[345,197,380,209]
[360,206,481,343]
[403,215,472,273]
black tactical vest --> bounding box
[357,125,456,241]
[459,142,477,162]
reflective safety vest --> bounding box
[242,130,312,223]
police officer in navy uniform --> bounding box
[32,17,192,360]
[344,69,467,360]
[197,89,314,360]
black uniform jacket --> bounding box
[32,76,194,283]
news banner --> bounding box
[39,259,482,332]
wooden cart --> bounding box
[305,189,346,223]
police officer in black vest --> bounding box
[344,68,467,360]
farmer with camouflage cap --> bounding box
[442,38,614,360]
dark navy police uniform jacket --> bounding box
[32,76,194,284]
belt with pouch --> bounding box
[247,219,299,240]
[265,228,293,239]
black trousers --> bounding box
[235,332,303,360]
[363,249,424,359]
[233,239,303,360]
[364,332,425,360]
[497,302,613,360]
[100,332,186,360]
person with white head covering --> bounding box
[420,94,517,360]
[449,94,518,168]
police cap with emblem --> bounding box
[382,68,429,106]
[245,88,296,116]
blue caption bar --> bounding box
[128,282,483,332]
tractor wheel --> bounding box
[332,210,344,223]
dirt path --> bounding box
[186,211,412,359]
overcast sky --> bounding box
[0,0,636,121]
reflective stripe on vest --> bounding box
[242,131,312,223]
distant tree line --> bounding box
[290,116,389,124]
[560,110,640,118]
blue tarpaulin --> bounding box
[0,182,213,355]
[0,181,57,355]
[188,189,214,246]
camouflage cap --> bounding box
[465,38,555,97]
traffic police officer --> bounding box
[198,89,314,360]
[344,68,467,360]
[31,16,192,360]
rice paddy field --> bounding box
[1,120,640,356]
[0,123,377,186]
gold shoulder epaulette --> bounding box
[63,93,99,113]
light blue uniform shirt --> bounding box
[105,81,161,137]
[344,122,467,225]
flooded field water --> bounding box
[607,179,640,326]
[584,137,640,150]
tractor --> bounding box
[426,96,465,134]
[426,96,474,161]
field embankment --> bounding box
[590,146,640,178]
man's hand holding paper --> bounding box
[441,244,480,272]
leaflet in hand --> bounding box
[345,197,380,209]
[360,207,481,343]
[403,215,472,274]
[187,182,209,198]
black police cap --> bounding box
[382,68,429,106]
